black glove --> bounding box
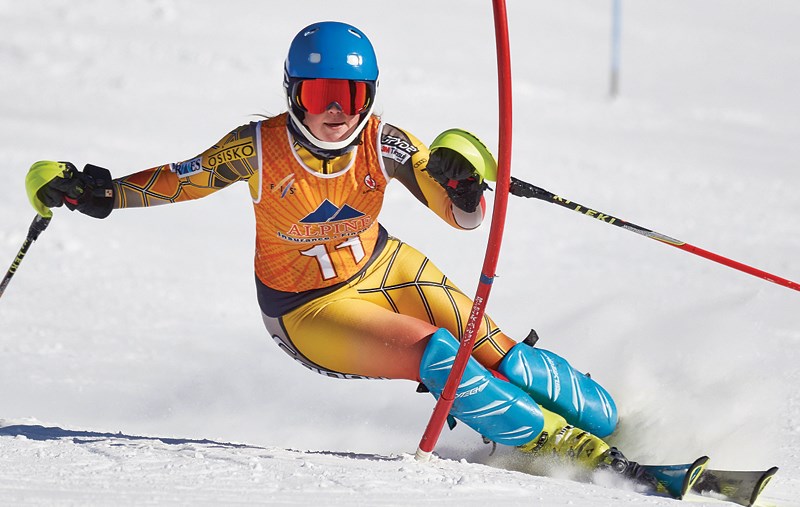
[425,148,488,213]
[37,162,115,219]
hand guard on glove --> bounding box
[35,162,115,219]
[425,148,488,213]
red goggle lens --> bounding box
[296,79,370,115]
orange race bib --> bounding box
[252,114,388,292]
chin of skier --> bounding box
[26,21,655,488]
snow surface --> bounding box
[1,0,798,505]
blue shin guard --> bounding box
[498,343,618,437]
[419,329,544,446]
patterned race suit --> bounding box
[112,114,516,379]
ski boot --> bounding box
[518,408,658,490]
[518,408,609,467]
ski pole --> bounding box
[508,177,800,292]
[416,0,514,461]
[0,215,51,299]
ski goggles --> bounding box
[294,78,373,115]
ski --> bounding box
[642,456,709,499]
[691,466,779,506]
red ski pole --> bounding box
[508,177,799,292]
[416,0,514,461]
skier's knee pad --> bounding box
[498,343,618,437]
[419,329,544,446]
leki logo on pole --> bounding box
[1,215,52,299]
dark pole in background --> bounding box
[610,0,622,98]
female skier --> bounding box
[27,21,653,486]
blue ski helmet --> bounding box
[284,21,379,158]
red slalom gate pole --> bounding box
[415,0,514,461]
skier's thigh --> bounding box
[286,298,436,381]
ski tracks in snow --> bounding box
[0,422,701,506]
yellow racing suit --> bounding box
[112,113,516,379]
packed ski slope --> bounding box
[1,0,798,505]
